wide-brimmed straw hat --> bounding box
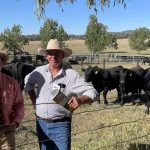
[43,39,72,58]
[0,52,9,64]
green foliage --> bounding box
[0,25,29,58]
[106,33,118,49]
[85,15,107,54]
[129,27,150,53]
[85,15,118,54]
[39,18,69,48]
[34,0,126,19]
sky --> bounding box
[0,0,150,35]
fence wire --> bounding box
[1,92,150,150]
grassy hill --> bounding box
[1,39,150,55]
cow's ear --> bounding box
[94,66,99,74]
[95,70,98,74]
[94,68,99,74]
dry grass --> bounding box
[24,41,41,54]
[1,39,150,55]
[1,39,150,149]
[72,103,150,150]
[15,62,150,150]
[65,39,89,54]
[71,63,150,150]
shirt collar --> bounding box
[45,64,66,78]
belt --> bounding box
[37,116,71,123]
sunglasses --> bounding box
[46,50,64,56]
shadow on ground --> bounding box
[128,143,150,150]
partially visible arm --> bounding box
[69,71,99,102]
[12,81,25,127]
[2,80,25,133]
[24,71,37,106]
[66,71,99,111]
[77,95,93,104]
[67,95,93,112]
[28,90,36,106]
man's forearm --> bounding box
[28,90,36,105]
[78,95,93,104]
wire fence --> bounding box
[1,92,150,150]
[8,53,147,65]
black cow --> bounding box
[81,65,123,105]
[131,66,145,96]
[35,55,47,65]
[75,56,87,61]
[10,55,32,64]
[68,59,78,64]
[75,56,87,65]
[142,67,150,114]
[119,66,144,106]
[142,57,150,65]
[63,61,72,69]
[1,62,35,91]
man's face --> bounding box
[46,50,64,66]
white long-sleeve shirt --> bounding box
[24,64,98,119]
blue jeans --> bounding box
[36,118,71,150]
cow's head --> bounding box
[17,63,35,91]
[120,68,136,91]
[81,66,99,82]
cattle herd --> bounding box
[1,61,150,115]
[81,65,150,114]
[1,62,35,91]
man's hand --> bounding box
[66,95,93,112]
[67,96,81,112]
[4,122,18,134]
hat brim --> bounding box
[45,48,72,58]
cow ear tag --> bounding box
[95,71,98,74]
[129,73,132,76]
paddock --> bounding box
[14,61,150,150]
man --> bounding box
[24,39,98,150]
[0,52,24,149]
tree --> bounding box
[107,34,118,49]
[129,27,150,54]
[34,0,127,19]
[39,18,69,48]
[0,25,29,58]
[85,15,118,54]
